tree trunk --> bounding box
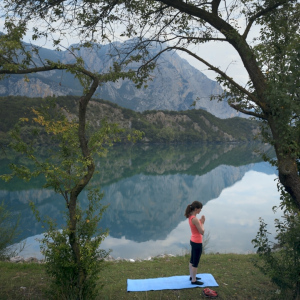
[269,118,300,210]
[68,193,86,291]
[295,280,300,300]
[276,154,300,210]
[67,75,99,294]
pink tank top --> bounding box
[189,215,203,243]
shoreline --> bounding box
[7,253,177,264]
[6,251,257,264]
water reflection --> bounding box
[0,143,281,259]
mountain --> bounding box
[0,41,241,118]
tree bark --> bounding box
[269,118,300,209]
[67,75,99,292]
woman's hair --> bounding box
[184,201,203,218]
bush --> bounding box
[33,188,110,300]
[252,203,300,299]
[0,201,22,260]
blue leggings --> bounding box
[190,240,202,268]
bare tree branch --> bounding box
[229,103,266,119]
[0,64,75,75]
[212,0,221,14]
[174,35,226,42]
[141,45,260,104]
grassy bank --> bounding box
[0,253,285,300]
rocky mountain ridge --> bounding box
[0,40,241,118]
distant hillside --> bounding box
[0,96,259,145]
[0,40,241,118]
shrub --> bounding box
[33,188,109,299]
[0,201,22,260]
[252,200,300,299]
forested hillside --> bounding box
[0,96,259,145]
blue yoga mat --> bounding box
[127,273,218,292]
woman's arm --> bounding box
[192,217,205,235]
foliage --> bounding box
[0,97,125,298]
[31,189,109,300]
[0,201,22,260]
[2,98,121,183]
[0,18,31,77]
[252,194,300,299]
[0,96,259,145]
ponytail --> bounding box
[184,201,203,218]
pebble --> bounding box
[10,256,24,263]
[8,254,176,263]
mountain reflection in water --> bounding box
[0,143,281,259]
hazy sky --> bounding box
[178,42,249,86]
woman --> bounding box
[185,201,205,285]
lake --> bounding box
[0,143,283,260]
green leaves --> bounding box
[35,188,110,299]
[0,201,22,260]
[252,206,300,295]
[251,1,300,164]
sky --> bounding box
[178,42,249,86]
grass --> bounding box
[0,253,284,300]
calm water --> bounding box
[0,143,282,259]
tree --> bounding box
[0,22,141,298]
[4,96,122,298]
[2,0,299,210]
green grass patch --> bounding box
[0,253,282,300]
[0,262,48,300]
